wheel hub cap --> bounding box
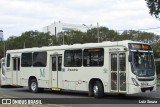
[31,82,36,91]
[93,85,98,96]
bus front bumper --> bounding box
[128,84,156,94]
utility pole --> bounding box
[3,41,5,57]
[97,22,99,43]
[55,27,57,37]
[63,32,65,45]
[0,30,5,57]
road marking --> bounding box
[46,104,69,107]
[154,97,160,98]
[2,95,18,98]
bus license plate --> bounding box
[141,82,149,87]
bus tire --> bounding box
[93,81,104,98]
[29,79,39,93]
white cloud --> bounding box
[0,0,160,39]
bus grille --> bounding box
[138,78,154,81]
[141,87,153,92]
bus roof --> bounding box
[6,40,149,53]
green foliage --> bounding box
[145,0,160,19]
[0,41,5,58]
[1,28,160,55]
[1,27,160,74]
[155,61,160,75]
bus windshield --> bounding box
[131,52,155,77]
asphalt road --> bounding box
[0,86,160,107]
[0,86,160,98]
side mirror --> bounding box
[128,52,132,62]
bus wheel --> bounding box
[93,81,104,98]
[29,79,39,93]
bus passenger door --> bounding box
[12,57,20,85]
[110,53,126,93]
[51,55,62,88]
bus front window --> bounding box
[131,52,155,77]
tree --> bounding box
[0,41,5,58]
[145,0,160,19]
[83,27,118,43]
[98,27,118,42]
[119,30,135,41]
[57,30,85,45]
[84,28,98,43]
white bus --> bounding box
[0,58,6,87]
[3,40,156,97]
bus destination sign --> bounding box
[129,44,151,50]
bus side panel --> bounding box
[61,67,109,91]
[5,67,12,85]
[20,67,50,88]
[38,67,50,88]
[61,48,109,92]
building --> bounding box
[42,21,89,36]
[0,30,3,41]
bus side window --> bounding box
[58,56,62,71]
[33,52,47,67]
[13,58,20,71]
[119,53,126,71]
[21,53,32,67]
[13,58,16,71]
[6,54,10,67]
[64,50,82,67]
[111,54,117,71]
[83,48,104,67]
[52,57,56,71]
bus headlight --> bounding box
[131,78,139,86]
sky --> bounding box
[0,0,160,40]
